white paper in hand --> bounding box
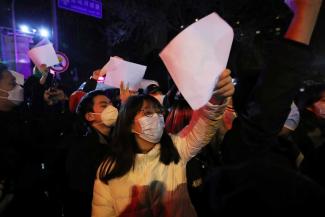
[28,40,59,68]
[159,12,234,110]
[103,57,146,91]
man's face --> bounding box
[309,91,325,119]
[0,70,17,98]
[88,95,111,123]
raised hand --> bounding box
[120,81,134,104]
[211,69,235,104]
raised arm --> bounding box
[171,69,234,162]
[221,0,323,164]
[284,0,323,45]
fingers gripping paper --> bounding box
[159,12,234,110]
[28,39,59,68]
[103,57,146,91]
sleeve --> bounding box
[92,179,117,217]
[171,99,228,162]
[283,103,300,131]
[221,39,314,164]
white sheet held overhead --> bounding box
[159,12,234,110]
[103,57,146,91]
[28,39,59,68]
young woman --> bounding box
[92,69,234,217]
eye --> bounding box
[144,111,154,117]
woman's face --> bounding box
[132,100,162,133]
[309,91,325,119]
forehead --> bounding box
[93,95,110,104]
[141,99,159,110]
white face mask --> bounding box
[0,85,24,105]
[134,113,165,143]
[92,105,118,127]
[101,105,118,127]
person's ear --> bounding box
[85,112,96,122]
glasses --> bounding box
[140,108,164,117]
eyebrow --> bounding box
[99,101,110,105]
[141,104,153,109]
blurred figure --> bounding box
[0,64,24,110]
[0,63,23,216]
[277,102,303,168]
[24,64,52,113]
[43,87,69,106]
[0,63,61,217]
[293,83,325,155]
[205,1,325,216]
[294,82,325,188]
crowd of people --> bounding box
[0,0,325,216]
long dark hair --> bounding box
[165,98,193,134]
[99,94,180,183]
[296,84,325,111]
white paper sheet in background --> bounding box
[159,12,234,110]
[34,38,52,48]
[28,41,59,68]
[103,57,146,91]
[10,70,24,85]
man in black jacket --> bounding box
[63,90,119,217]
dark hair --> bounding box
[104,88,121,110]
[0,63,8,80]
[165,99,193,134]
[296,84,325,110]
[99,94,180,183]
[144,84,161,95]
[76,90,107,122]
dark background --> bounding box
[0,0,324,92]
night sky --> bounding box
[0,0,324,91]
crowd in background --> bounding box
[1,0,325,217]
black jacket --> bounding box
[204,39,325,216]
[63,127,112,217]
